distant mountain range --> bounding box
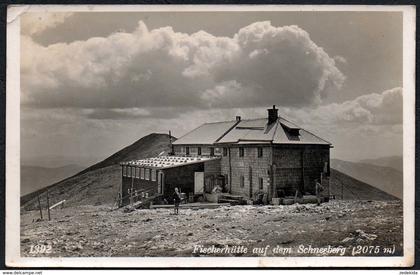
[329,168,397,200]
[21,164,85,196]
[21,133,400,210]
[21,133,175,208]
[359,156,403,173]
[21,155,106,169]
[331,158,403,199]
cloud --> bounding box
[283,87,403,126]
[21,21,345,112]
[333,55,347,65]
[85,106,198,120]
[85,108,151,120]
[21,12,73,36]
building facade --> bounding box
[120,106,332,206]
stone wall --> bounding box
[302,146,330,194]
[272,145,330,196]
[226,146,272,199]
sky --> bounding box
[20,10,403,166]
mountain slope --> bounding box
[331,159,402,199]
[359,156,403,173]
[76,133,176,176]
[21,164,85,196]
[21,133,175,209]
[329,168,398,200]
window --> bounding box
[259,178,264,190]
[210,147,214,156]
[258,147,263,158]
[135,167,140,178]
[151,169,156,181]
[239,147,244,157]
[240,176,245,188]
[145,168,150,180]
[190,147,198,155]
[140,167,145,179]
[223,147,228,156]
[186,146,190,155]
[197,147,201,156]
[127,166,132,177]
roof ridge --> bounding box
[201,120,237,125]
[215,120,241,142]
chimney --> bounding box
[267,105,278,124]
[169,130,174,155]
[236,116,241,121]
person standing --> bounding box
[173,187,181,215]
[315,180,324,206]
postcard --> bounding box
[5,4,415,267]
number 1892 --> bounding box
[29,244,52,254]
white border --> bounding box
[6,5,416,267]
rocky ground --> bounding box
[21,200,403,257]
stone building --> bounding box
[119,106,332,206]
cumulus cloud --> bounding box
[283,87,403,126]
[21,12,73,36]
[21,21,345,113]
[334,55,347,65]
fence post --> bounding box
[37,195,43,220]
[46,190,51,221]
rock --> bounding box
[280,239,294,244]
[341,237,354,243]
[123,206,134,213]
[22,238,30,243]
[187,232,193,236]
[354,229,377,241]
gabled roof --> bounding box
[173,120,239,145]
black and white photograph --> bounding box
[5,5,415,268]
